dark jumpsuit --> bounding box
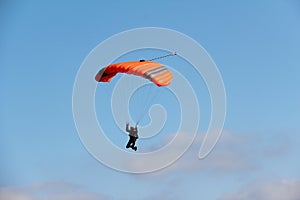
[126,125,138,150]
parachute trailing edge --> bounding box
[95,60,172,87]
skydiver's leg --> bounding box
[130,138,135,147]
[131,138,137,150]
[127,136,134,148]
[126,137,132,148]
[126,141,130,148]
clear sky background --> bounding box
[1,1,300,200]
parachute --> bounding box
[95,57,174,125]
[95,60,172,86]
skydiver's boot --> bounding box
[133,146,137,151]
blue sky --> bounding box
[1,0,300,199]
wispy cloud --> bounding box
[127,130,289,175]
[218,179,300,200]
[0,187,33,200]
[174,131,257,172]
[0,181,110,200]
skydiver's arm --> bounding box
[126,123,130,132]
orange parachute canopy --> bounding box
[95,60,172,86]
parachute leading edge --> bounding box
[95,60,172,86]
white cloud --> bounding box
[0,181,110,200]
[126,131,259,174]
[175,131,257,172]
[0,187,34,200]
[125,130,290,176]
[218,179,300,200]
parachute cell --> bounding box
[95,61,172,86]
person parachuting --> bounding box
[95,52,176,151]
